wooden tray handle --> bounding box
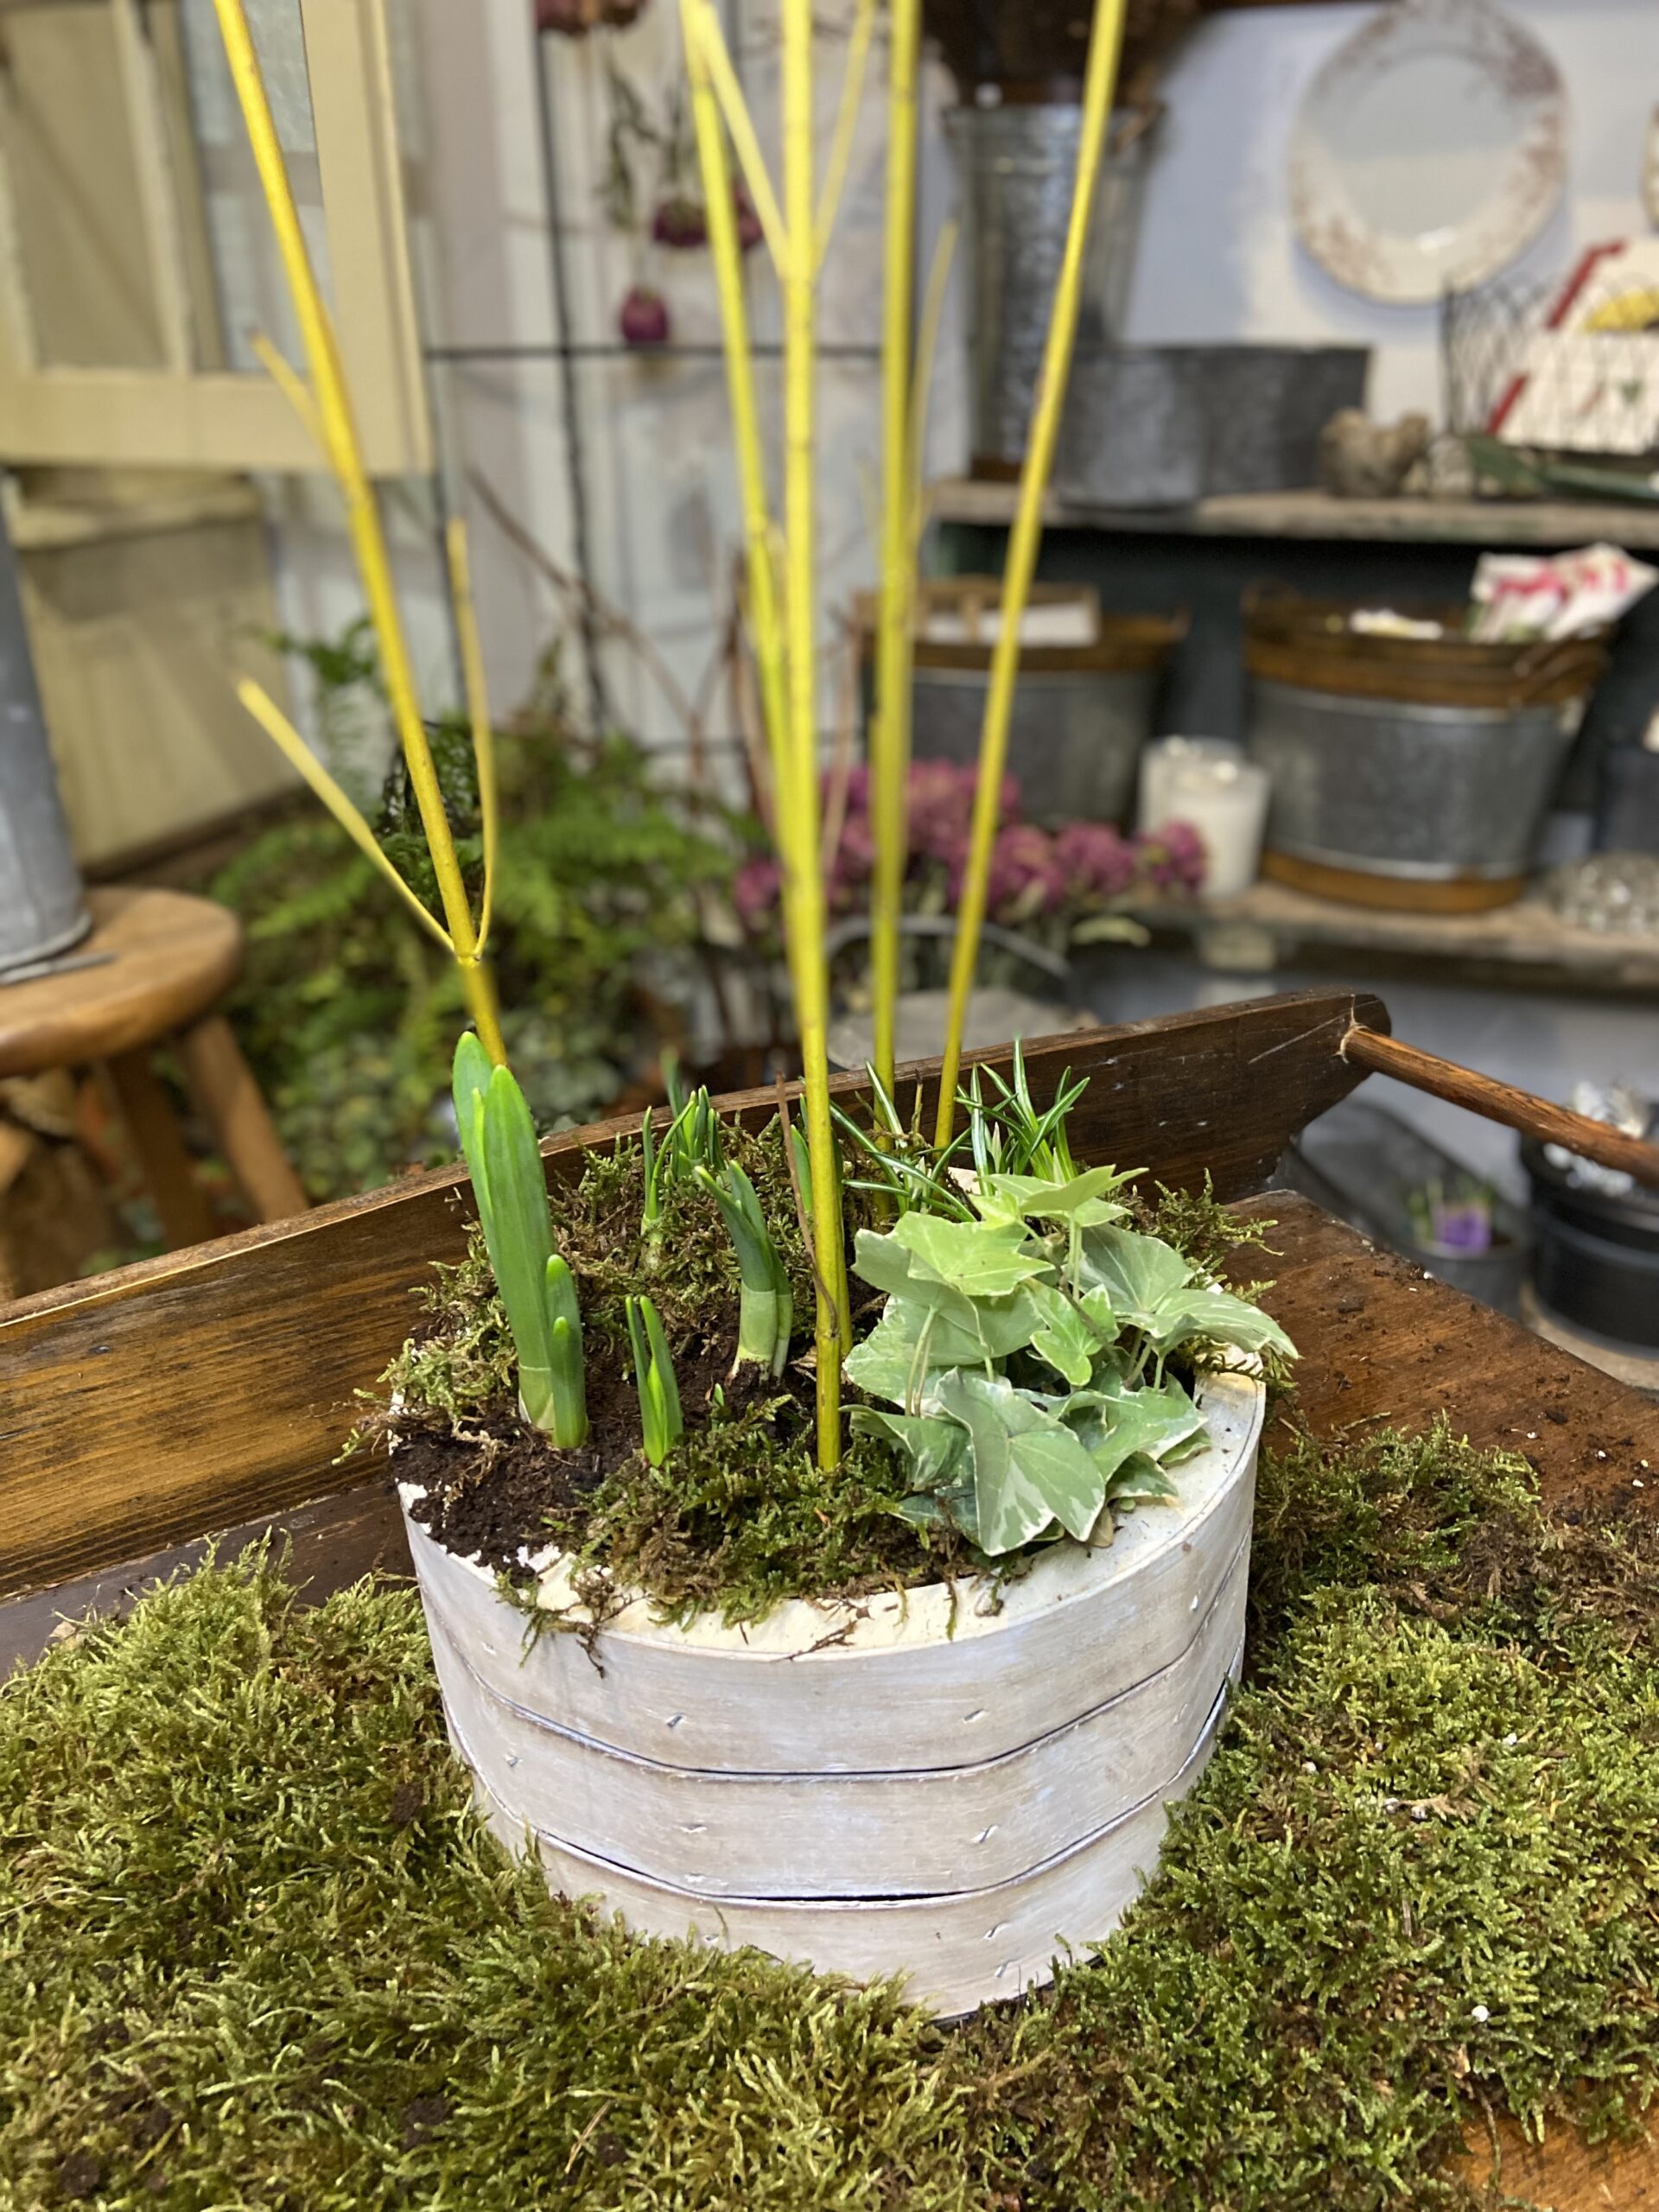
[1341,1025,1659,1190]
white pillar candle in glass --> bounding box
[1139,737,1271,900]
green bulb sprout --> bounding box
[453,1033,588,1448]
[694,1160,793,1377]
[626,1294,683,1466]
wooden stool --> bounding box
[0,886,307,1245]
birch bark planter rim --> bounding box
[400,1369,1262,1658]
[400,1372,1264,2016]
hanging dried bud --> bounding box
[619,284,670,347]
[652,195,708,250]
[534,0,601,35]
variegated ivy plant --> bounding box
[844,1079,1295,1557]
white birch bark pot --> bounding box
[400,1370,1264,2018]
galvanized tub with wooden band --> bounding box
[399,1370,1263,2018]
[858,579,1185,829]
[1244,594,1607,912]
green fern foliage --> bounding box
[208,634,744,1200]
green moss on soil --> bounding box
[376,1150,1290,1626]
[543,1389,985,1630]
[4,1423,1657,2209]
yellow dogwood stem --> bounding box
[933,0,1128,1146]
[781,0,848,1467]
[688,0,789,275]
[210,0,505,1066]
[445,517,499,957]
[237,679,454,951]
[868,0,921,1094]
[681,0,791,830]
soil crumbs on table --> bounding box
[5,1421,1658,2211]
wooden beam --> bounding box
[0,988,1384,1599]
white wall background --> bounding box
[1115,0,1659,423]
[392,0,1659,758]
[252,0,1659,1190]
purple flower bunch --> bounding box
[733,760,1206,936]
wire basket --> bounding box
[1442,261,1659,468]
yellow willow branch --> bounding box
[781,0,848,1467]
[685,0,790,277]
[249,327,325,453]
[934,0,1128,1147]
[210,0,504,1066]
[868,0,921,1093]
[813,0,876,269]
[445,517,499,957]
[907,215,958,556]
[237,679,454,951]
[681,0,793,871]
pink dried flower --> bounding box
[1134,819,1207,893]
[1052,819,1138,901]
[984,823,1065,917]
[651,196,708,250]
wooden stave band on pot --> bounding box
[399,1374,1262,1775]
[419,1534,1249,1898]
[473,1686,1233,2019]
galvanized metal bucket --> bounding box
[858,581,1185,825]
[0,516,86,970]
[1057,346,1371,508]
[949,103,1154,475]
[1248,681,1576,882]
[1244,595,1606,910]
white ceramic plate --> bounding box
[1289,0,1567,305]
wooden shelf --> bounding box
[1131,879,1659,992]
[929,481,1659,550]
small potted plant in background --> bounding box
[206,0,1286,2015]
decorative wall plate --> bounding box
[1289,0,1567,306]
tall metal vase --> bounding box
[0,506,87,970]
[949,102,1155,476]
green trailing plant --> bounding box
[693,1161,795,1377]
[846,1065,1296,1556]
[625,1294,683,1466]
[452,1034,588,1448]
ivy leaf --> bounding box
[1105,1452,1180,1506]
[1176,1287,1299,1361]
[1027,1282,1111,1388]
[890,1211,1053,1297]
[849,1406,969,1495]
[1059,1371,1206,1484]
[1077,1224,1193,1331]
[970,1166,1132,1231]
[1078,1224,1298,1361]
[931,1371,1106,1553]
[844,1285,1046,1406]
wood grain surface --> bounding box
[0,887,241,1075]
[1341,1026,1659,1188]
[0,988,1383,1599]
[1237,1193,1659,1516]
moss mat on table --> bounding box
[3,1427,1657,2210]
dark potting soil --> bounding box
[401,1321,799,1579]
